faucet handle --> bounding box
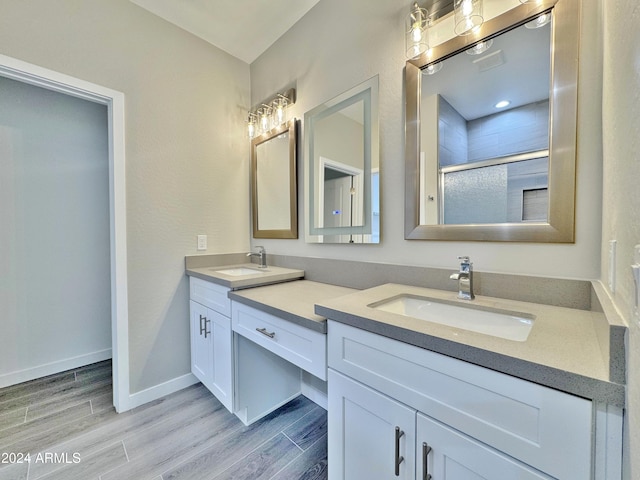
[255,245,265,253]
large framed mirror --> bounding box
[251,119,297,239]
[405,0,579,242]
[305,76,380,243]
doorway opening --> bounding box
[0,54,130,412]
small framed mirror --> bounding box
[405,0,579,242]
[305,76,380,243]
[251,119,297,239]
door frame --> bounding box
[0,54,130,412]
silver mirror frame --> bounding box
[405,0,579,242]
[305,75,380,243]
[251,119,298,239]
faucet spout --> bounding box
[247,246,267,268]
[451,256,474,300]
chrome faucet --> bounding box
[247,246,267,268]
[450,256,474,300]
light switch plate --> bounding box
[197,235,207,251]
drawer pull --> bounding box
[422,442,432,480]
[395,426,405,476]
[203,318,211,338]
[256,327,275,339]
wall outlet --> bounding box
[197,235,207,251]
[608,240,617,293]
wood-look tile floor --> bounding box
[0,361,328,480]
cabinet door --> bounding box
[209,309,233,412]
[328,369,415,480]
[190,300,213,389]
[417,413,553,480]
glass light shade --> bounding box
[454,0,483,36]
[406,2,429,59]
[519,0,543,3]
[247,114,257,139]
[259,107,271,133]
[272,96,289,127]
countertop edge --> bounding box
[228,292,327,333]
[317,305,626,407]
[185,266,304,290]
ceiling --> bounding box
[130,0,321,64]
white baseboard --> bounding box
[0,349,112,388]
[127,373,199,411]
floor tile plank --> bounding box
[34,441,127,480]
[27,385,210,479]
[270,434,328,480]
[283,407,327,451]
[213,433,301,480]
[100,399,240,480]
[162,397,318,480]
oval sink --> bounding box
[211,267,266,276]
[369,294,534,342]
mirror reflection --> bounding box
[405,0,579,243]
[251,119,297,239]
[305,76,380,243]
[420,18,551,225]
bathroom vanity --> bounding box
[316,283,625,480]
[185,255,625,479]
[186,262,353,424]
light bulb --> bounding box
[411,23,422,42]
[275,104,285,124]
[461,0,473,16]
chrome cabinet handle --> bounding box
[199,315,211,338]
[199,315,206,336]
[256,327,275,339]
[422,442,432,480]
[395,426,405,476]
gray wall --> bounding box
[601,0,640,477]
[0,0,251,394]
[250,0,603,279]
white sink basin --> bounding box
[211,267,266,276]
[369,295,534,342]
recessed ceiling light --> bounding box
[495,100,510,109]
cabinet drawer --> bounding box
[232,302,327,380]
[190,277,231,316]
[328,321,592,480]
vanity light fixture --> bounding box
[406,2,429,59]
[454,0,484,36]
[405,0,487,59]
[246,88,296,139]
[466,39,493,55]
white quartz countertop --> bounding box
[315,283,625,406]
[186,263,304,290]
[229,280,357,333]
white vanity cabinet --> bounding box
[231,301,327,425]
[189,277,233,412]
[327,321,595,480]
